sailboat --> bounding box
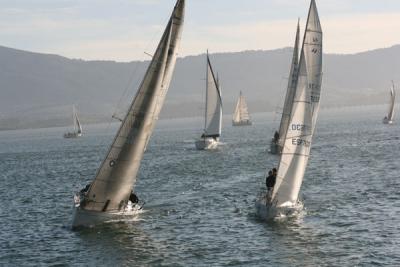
[383,81,396,124]
[270,21,300,154]
[256,0,323,219]
[64,105,83,138]
[195,52,223,150]
[232,91,252,126]
[71,0,185,228]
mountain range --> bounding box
[0,44,399,130]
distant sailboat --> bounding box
[195,52,223,150]
[72,0,185,228]
[256,0,323,219]
[64,105,83,138]
[270,21,301,154]
[232,91,252,126]
[383,81,395,124]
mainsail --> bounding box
[232,91,251,124]
[271,0,322,207]
[277,21,300,145]
[203,52,222,138]
[387,81,396,121]
[74,106,83,134]
[82,0,185,212]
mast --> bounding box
[277,20,300,144]
[271,0,322,207]
[82,0,185,212]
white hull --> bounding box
[64,132,82,138]
[195,137,219,150]
[255,193,303,221]
[383,118,394,125]
[232,120,252,126]
[72,202,142,228]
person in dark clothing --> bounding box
[80,183,91,194]
[129,192,139,204]
[273,131,279,143]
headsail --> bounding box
[204,52,222,138]
[277,21,300,145]
[82,0,185,212]
[233,91,251,124]
[387,81,396,121]
[271,0,322,207]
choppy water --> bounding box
[0,105,399,266]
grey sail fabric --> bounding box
[271,0,322,207]
[75,108,82,134]
[204,54,222,137]
[82,0,185,212]
[387,82,396,121]
[277,21,300,146]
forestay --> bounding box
[204,53,222,137]
[82,0,185,212]
[271,0,322,207]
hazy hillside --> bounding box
[0,45,399,130]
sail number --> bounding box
[292,124,308,131]
[292,138,311,147]
[309,83,321,102]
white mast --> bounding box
[271,0,322,207]
[81,0,185,213]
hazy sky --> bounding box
[1,0,400,61]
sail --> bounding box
[387,82,396,121]
[233,91,251,123]
[271,0,322,207]
[75,111,82,134]
[277,21,300,144]
[204,53,222,137]
[82,0,185,212]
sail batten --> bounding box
[271,0,322,207]
[83,0,185,212]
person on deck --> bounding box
[273,131,279,143]
[265,170,275,200]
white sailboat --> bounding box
[64,105,83,138]
[232,91,252,126]
[383,81,395,124]
[256,0,323,220]
[270,21,300,154]
[195,52,223,150]
[72,0,185,228]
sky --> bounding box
[1,0,400,62]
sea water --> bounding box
[0,105,399,266]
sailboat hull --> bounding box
[383,118,394,125]
[195,137,219,150]
[71,204,141,228]
[232,120,252,126]
[269,139,282,155]
[255,195,303,221]
[64,132,82,138]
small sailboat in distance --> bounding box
[270,20,300,154]
[383,81,395,124]
[72,0,185,228]
[64,105,83,138]
[195,51,223,150]
[232,91,252,126]
[256,0,323,220]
